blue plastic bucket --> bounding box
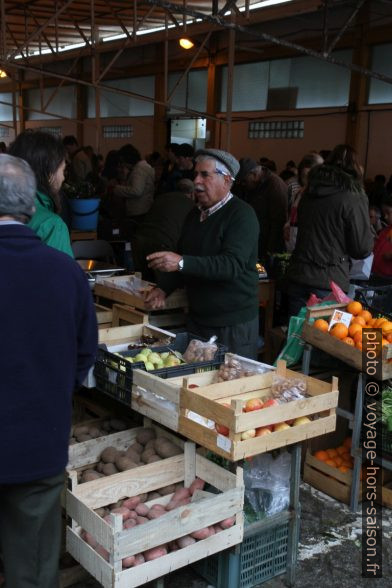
[69,198,100,231]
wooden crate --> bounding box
[303,450,363,505]
[95,303,113,329]
[178,360,338,461]
[132,354,274,433]
[66,443,244,588]
[111,303,187,330]
[302,303,392,380]
[94,275,187,312]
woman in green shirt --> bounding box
[9,131,73,257]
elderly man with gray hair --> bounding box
[0,154,97,587]
[146,148,260,359]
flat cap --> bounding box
[195,148,240,179]
[237,158,259,181]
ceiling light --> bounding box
[179,38,194,50]
[0,69,7,78]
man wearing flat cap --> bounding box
[146,148,260,359]
[0,154,97,587]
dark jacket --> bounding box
[245,168,288,261]
[287,165,373,292]
[0,224,98,484]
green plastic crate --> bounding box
[194,513,295,588]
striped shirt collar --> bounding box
[199,191,233,222]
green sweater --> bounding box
[179,196,259,326]
[28,191,74,257]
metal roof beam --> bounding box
[326,0,366,56]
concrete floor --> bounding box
[65,481,392,588]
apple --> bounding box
[154,360,164,369]
[273,422,291,432]
[148,352,161,364]
[244,398,264,412]
[292,416,311,426]
[215,423,230,436]
[188,384,199,389]
[134,353,146,363]
[139,348,150,357]
[241,429,256,440]
[145,361,155,371]
[255,427,272,437]
[262,398,279,408]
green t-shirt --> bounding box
[28,191,73,257]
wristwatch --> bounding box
[178,258,184,271]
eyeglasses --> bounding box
[193,169,229,180]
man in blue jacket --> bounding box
[0,154,98,587]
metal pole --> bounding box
[167,31,211,102]
[225,12,235,151]
[326,0,366,55]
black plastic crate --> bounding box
[355,285,392,321]
[94,332,226,405]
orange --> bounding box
[349,323,363,338]
[359,309,372,323]
[346,301,362,315]
[336,445,348,456]
[339,465,349,473]
[330,323,349,340]
[387,333,392,343]
[351,316,366,326]
[342,459,353,469]
[356,340,363,350]
[326,448,338,458]
[342,336,355,346]
[314,319,329,332]
[368,318,377,327]
[382,321,392,335]
[374,317,387,328]
[314,450,328,461]
[325,458,337,467]
[334,456,343,467]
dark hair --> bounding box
[280,169,296,182]
[326,144,362,179]
[62,135,78,147]
[381,194,392,209]
[375,174,386,184]
[168,143,181,158]
[0,141,7,153]
[118,144,141,166]
[286,160,296,168]
[319,149,331,161]
[178,143,194,158]
[298,153,324,186]
[9,131,66,212]
[102,150,121,180]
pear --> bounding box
[148,352,161,364]
[160,352,170,360]
[139,348,150,357]
[154,360,164,369]
[134,353,146,363]
[145,361,155,371]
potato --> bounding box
[136,428,156,445]
[95,544,109,561]
[111,507,131,521]
[100,447,119,464]
[84,531,98,548]
[177,535,196,549]
[101,420,112,432]
[156,441,181,459]
[122,496,140,510]
[96,461,105,473]
[190,528,210,540]
[115,456,138,472]
[144,439,157,450]
[127,442,143,454]
[138,493,148,503]
[220,516,235,529]
[136,516,149,525]
[87,427,102,439]
[76,433,92,442]
[124,518,137,530]
[141,448,156,463]
[82,470,101,483]
[146,455,161,464]
[147,505,166,519]
[146,491,161,501]
[73,425,89,437]
[102,463,118,476]
[109,499,123,509]
[122,555,135,568]
[143,546,167,561]
[134,554,145,566]
[172,488,191,502]
[110,418,128,431]
[124,449,140,464]
[159,484,176,496]
[135,503,149,516]
[165,497,190,511]
[94,507,107,518]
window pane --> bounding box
[220,61,269,111]
[368,44,392,104]
[88,76,154,118]
[27,86,76,120]
[0,92,15,121]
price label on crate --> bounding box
[217,434,232,453]
[328,309,352,330]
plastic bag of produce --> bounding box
[217,355,272,382]
[183,336,218,363]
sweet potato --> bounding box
[143,546,168,561]
[177,535,196,549]
[220,516,235,529]
[122,496,140,510]
[122,555,135,568]
[136,428,156,445]
[189,478,205,496]
[135,503,149,517]
[190,528,210,540]
[172,487,191,502]
[166,497,190,511]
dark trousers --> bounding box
[187,314,259,360]
[0,471,64,588]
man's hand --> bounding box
[144,287,167,309]
[146,251,182,272]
